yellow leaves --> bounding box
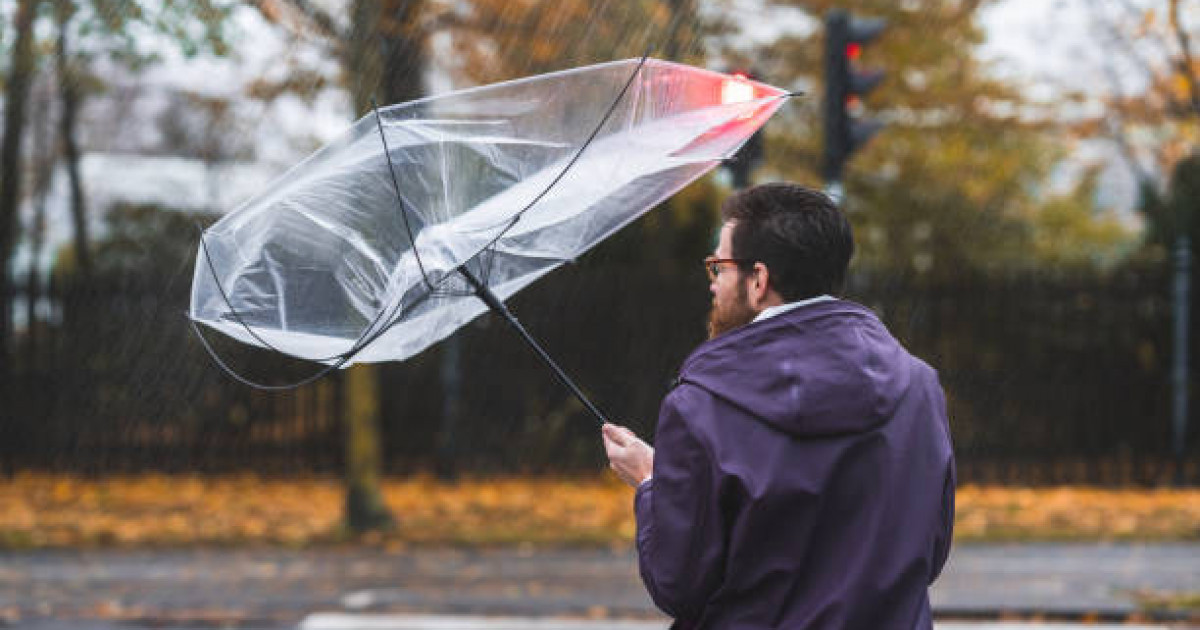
[0,473,637,548]
[953,485,1200,542]
[0,473,342,548]
[0,475,1196,548]
[1172,73,1193,103]
[374,475,635,546]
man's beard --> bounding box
[707,281,757,339]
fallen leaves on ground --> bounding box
[0,474,633,548]
[0,474,1196,549]
[953,485,1200,541]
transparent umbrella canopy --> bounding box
[189,58,790,410]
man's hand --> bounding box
[602,423,654,488]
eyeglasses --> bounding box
[704,256,749,281]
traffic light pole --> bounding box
[824,180,845,206]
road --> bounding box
[0,543,1196,628]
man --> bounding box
[602,183,955,629]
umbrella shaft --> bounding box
[458,266,608,427]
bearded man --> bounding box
[602,183,956,629]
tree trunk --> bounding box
[343,363,394,531]
[347,0,382,117]
[56,0,90,279]
[347,0,426,111]
[378,0,426,105]
[26,80,55,378]
[663,0,699,62]
[339,0,427,533]
[0,0,40,475]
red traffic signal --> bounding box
[822,9,887,184]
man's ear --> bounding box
[748,262,771,307]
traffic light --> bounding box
[822,9,886,186]
[723,71,765,190]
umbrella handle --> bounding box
[458,266,609,427]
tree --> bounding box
[0,0,40,436]
[1166,153,1200,252]
[723,0,1128,275]
[0,0,235,473]
[1027,168,1133,268]
[1090,1,1200,169]
[1066,1,1200,249]
[242,0,724,499]
[443,0,705,82]
[54,0,90,279]
[23,73,55,378]
[54,1,234,274]
[248,0,435,531]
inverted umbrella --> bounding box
[190,57,791,423]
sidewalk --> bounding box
[299,615,1179,630]
[0,543,1197,628]
[933,543,1199,619]
[0,616,1183,630]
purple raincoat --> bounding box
[635,299,955,629]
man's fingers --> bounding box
[604,423,644,446]
[602,423,630,447]
[601,433,628,462]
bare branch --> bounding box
[1099,58,1159,190]
[1088,5,1163,88]
[1080,2,1196,119]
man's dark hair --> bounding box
[720,183,854,301]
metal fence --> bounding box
[1,262,1195,484]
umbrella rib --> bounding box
[458,265,608,427]
[188,229,357,388]
[481,52,654,260]
[372,99,435,291]
[465,52,653,316]
[370,49,648,294]
[187,273,438,390]
[446,55,656,426]
[356,55,652,418]
[189,226,429,389]
[187,317,352,391]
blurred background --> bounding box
[0,0,1197,628]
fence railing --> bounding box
[1,263,1196,485]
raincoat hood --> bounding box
[677,298,912,438]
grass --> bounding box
[0,473,1196,549]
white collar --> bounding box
[751,294,835,323]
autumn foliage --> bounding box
[0,474,1196,549]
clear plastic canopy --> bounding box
[189,58,788,365]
